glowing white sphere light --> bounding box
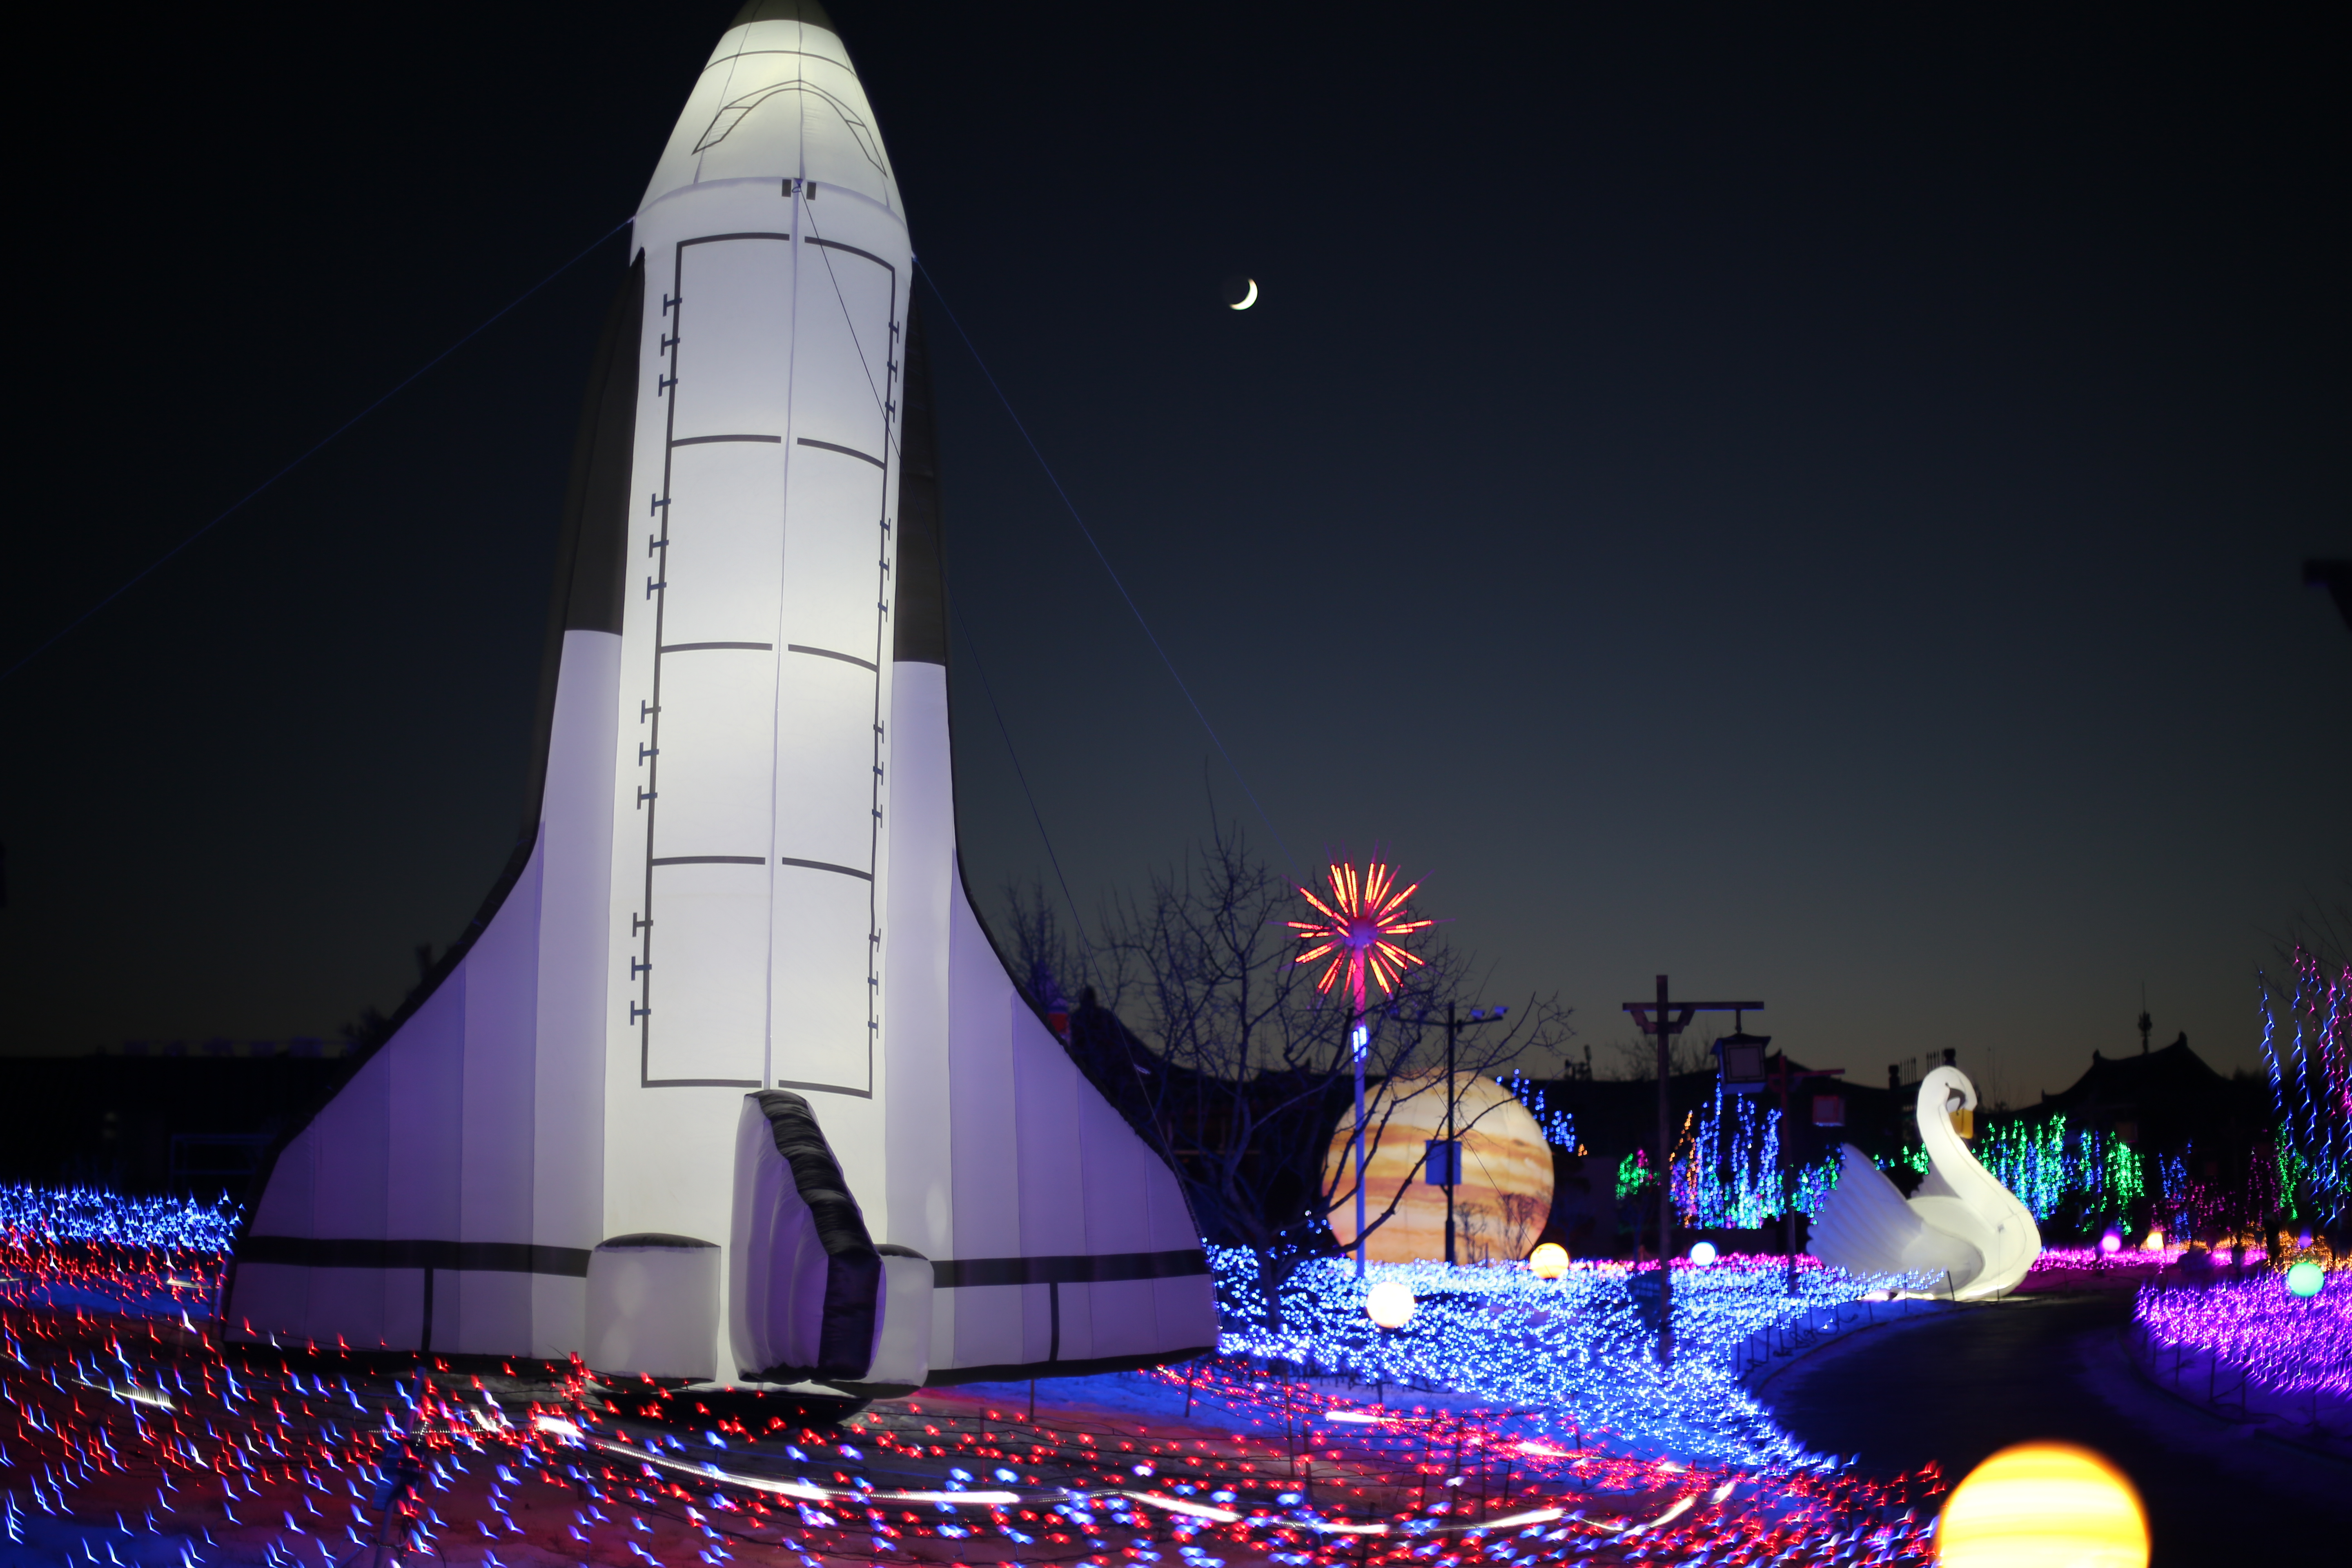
[1365,1279,1416,1330]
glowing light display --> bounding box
[1972,1114,2147,1226]
[2287,1259,2326,1298]
[1207,1247,1934,1469]
[1501,1070,1580,1149]
[1688,1242,1719,1266]
[1287,860,1432,1009]
[1529,1243,1569,1281]
[0,1183,1952,1568]
[2136,1271,2352,1404]
[2261,946,2351,1219]
[1936,1443,2148,1568]
[0,1184,241,1253]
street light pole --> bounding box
[1352,1006,1368,1280]
[1445,1000,1456,1268]
[1623,976,1761,1367]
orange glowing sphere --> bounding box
[1937,1443,2147,1568]
[1529,1243,1570,1281]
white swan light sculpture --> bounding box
[1807,1066,2040,1299]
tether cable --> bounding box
[1,216,636,685]
[914,256,1299,878]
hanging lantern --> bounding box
[1714,1032,1770,1094]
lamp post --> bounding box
[1624,976,1761,1366]
[1352,1009,1370,1279]
[1427,1002,1508,1267]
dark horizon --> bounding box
[2,1,2345,1104]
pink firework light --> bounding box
[1289,859,1435,1011]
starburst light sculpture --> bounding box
[1289,859,1434,1013]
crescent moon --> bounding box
[1230,278,1258,310]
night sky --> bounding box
[4,2,2344,1102]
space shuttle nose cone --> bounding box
[641,0,896,219]
[732,0,838,27]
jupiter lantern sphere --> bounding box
[1323,1071,1553,1263]
[1936,1443,2149,1568]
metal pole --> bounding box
[1655,974,1674,1366]
[1354,1006,1368,1280]
[1782,1067,1798,1296]
[1445,1001,1458,1267]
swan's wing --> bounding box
[1808,1145,1928,1278]
[1915,1159,1960,1202]
[1904,1195,1991,1290]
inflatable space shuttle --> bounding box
[227,0,1216,1392]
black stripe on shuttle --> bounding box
[673,433,784,446]
[239,1237,591,1277]
[777,857,871,882]
[795,437,884,468]
[805,236,894,272]
[652,855,765,866]
[930,1248,1211,1289]
[787,644,878,673]
[660,641,775,653]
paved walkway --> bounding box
[1759,1290,2345,1566]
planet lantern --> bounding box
[1321,1069,1553,1263]
[2286,1259,2325,1298]
[1688,1241,1719,1266]
[1529,1242,1570,1281]
[2099,1229,2123,1256]
[1936,1443,2149,1568]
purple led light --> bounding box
[2136,1272,2352,1400]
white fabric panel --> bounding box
[387,972,463,1344]
[646,862,767,1083]
[785,244,895,455]
[247,1123,315,1237]
[947,895,1020,1369]
[305,1046,393,1346]
[650,655,777,858]
[1082,1280,1160,1360]
[533,630,619,1356]
[664,443,785,646]
[672,241,793,439]
[1076,1074,1152,1256]
[588,1242,719,1380]
[882,666,954,1368]
[870,1253,933,1386]
[781,448,885,659]
[774,657,874,871]
[770,867,871,1091]
[458,850,541,1354]
[1013,993,1088,1252]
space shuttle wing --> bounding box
[875,311,1218,1379]
[225,258,639,1358]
